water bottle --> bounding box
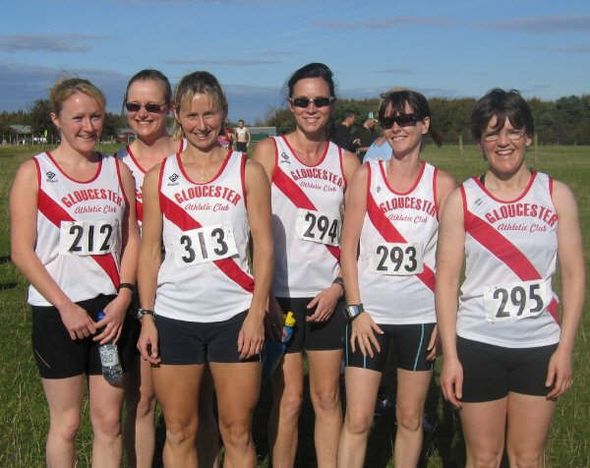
[262,311,296,379]
[96,310,123,385]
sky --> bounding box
[1,0,589,123]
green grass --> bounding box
[0,143,588,467]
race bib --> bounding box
[59,219,118,256]
[369,242,423,275]
[175,225,238,265]
[484,280,549,322]
[295,209,340,246]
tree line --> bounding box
[2,94,590,145]
[264,94,590,146]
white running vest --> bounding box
[116,139,185,226]
[359,161,438,324]
[156,151,253,322]
[29,152,126,306]
[457,172,561,348]
[270,136,344,297]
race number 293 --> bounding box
[369,242,423,276]
[484,280,549,322]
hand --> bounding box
[306,284,342,322]
[93,295,129,345]
[238,310,265,359]
[57,301,97,340]
[545,346,573,400]
[426,325,439,361]
[349,312,384,358]
[440,355,463,409]
[137,316,160,365]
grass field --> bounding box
[0,143,588,467]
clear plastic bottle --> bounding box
[96,310,123,385]
[262,311,296,379]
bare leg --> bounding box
[337,367,381,468]
[307,349,343,468]
[269,352,304,468]
[460,398,507,468]
[393,368,432,468]
[88,374,125,467]
[197,367,221,468]
[210,361,261,468]
[124,357,157,468]
[41,376,85,467]
[506,392,555,468]
[153,364,205,467]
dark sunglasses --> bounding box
[380,113,421,129]
[289,96,335,108]
[125,102,167,113]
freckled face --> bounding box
[51,92,104,155]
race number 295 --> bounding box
[176,225,238,265]
[484,280,549,322]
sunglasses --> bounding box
[125,102,167,113]
[380,113,421,129]
[289,96,335,108]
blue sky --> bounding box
[1,0,589,122]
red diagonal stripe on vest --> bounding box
[272,167,340,260]
[366,193,435,292]
[465,209,560,323]
[37,189,120,288]
[160,195,254,292]
[136,200,143,223]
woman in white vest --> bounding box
[436,89,585,467]
[137,71,273,467]
[338,89,455,467]
[253,62,360,468]
[10,78,139,466]
[116,69,219,468]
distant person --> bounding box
[218,122,234,149]
[10,78,139,466]
[338,89,454,468]
[252,62,360,468]
[437,89,585,467]
[355,114,379,161]
[234,119,251,153]
[362,134,392,161]
[332,110,359,152]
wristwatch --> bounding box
[136,308,154,321]
[345,303,364,321]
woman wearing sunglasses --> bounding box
[436,89,585,467]
[136,71,273,467]
[10,78,139,466]
[253,62,360,467]
[117,69,220,467]
[338,89,454,468]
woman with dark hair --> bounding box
[137,71,273,467]
[337,89,454,467]
[10,78,139,466]
[437,89,585,467]
[253,62,360,467]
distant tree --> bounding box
[29,99,57,140]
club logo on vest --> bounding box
[46,171,57,182]
[168,173,180,186]
[280,152,290,164]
